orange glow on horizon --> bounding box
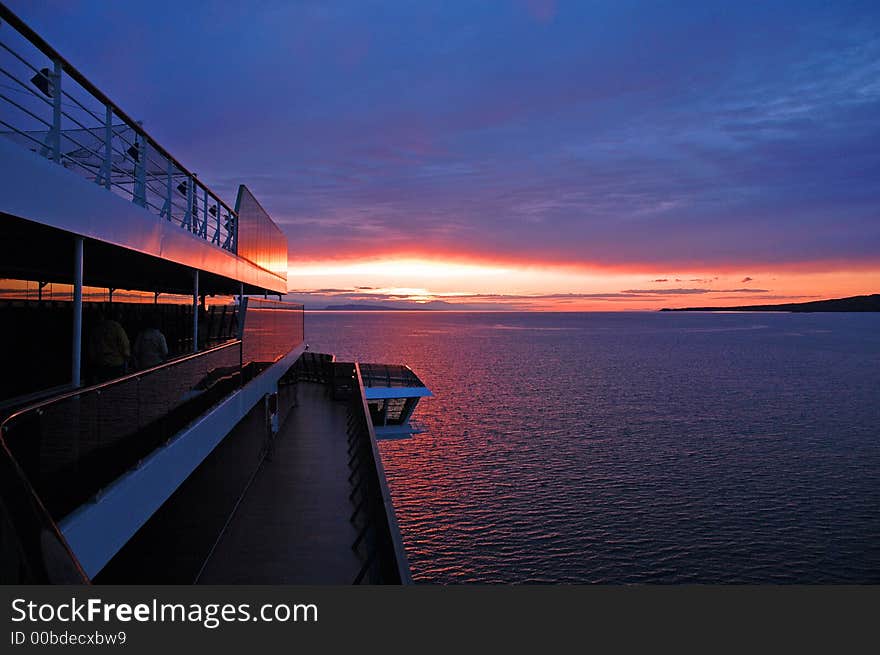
[286,248,880,277]
[285,256,880,310]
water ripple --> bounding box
[308,311,880,583]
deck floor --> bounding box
[197,383,362,583]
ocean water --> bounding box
[306,311,880,583]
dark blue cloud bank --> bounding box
[12,0,880,269]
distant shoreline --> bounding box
[320,304,431,311]
[661,293,880,313]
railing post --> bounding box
[399,398,418,426]
[72,237,83,387]
[211,197,221,244]
[233,210,238,252]
[133,133,146,207]
[50,59,62,163]
[129,121,147,207]
[161,158,172,220]
[222,210,234,250]
[100,104,112,188]
[201,187,209,238]
[192,269,199,353]
[191,178,198,233]
[183,174,193,230]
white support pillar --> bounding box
[72,237,84,387]
[400,398,418,425]
[237,282,246,341]
[193,269,200,353]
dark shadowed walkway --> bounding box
[197,383,361,583]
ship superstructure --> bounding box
[0,4,425,584]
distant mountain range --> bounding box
[661,293,880,312]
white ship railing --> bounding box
[0,299,304,582]
[346,361,413,585]
[0,3,238,252]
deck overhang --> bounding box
[0,138,287,295]
[364,387,433,400]
[359,363,432,438]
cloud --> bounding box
[283,285,784,310]
[21,1,880,274]
[741,277,754,283]
[622,288,769,295]
[653,278,669,282]
[283,286,682,310]
[711,294,821,300]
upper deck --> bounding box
[0,4,414,587]
[0,3,287,295]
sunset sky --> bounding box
[12,0,879,309]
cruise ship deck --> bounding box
[0,3,414,585]
[198,383,362,584]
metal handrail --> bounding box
[360,363,425,388]
[0,337,246,526]
[0,439,89,583]
[350,362,413,584]
[0,339,242,432]
[0,2,239,249]
[0,3,236,217]
[0,338,242,584]
[0,117,42,148]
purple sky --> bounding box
[8,0,880,277]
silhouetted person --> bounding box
[197,305,209,350]
[133,314,168,370]
[88,309,130,382]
